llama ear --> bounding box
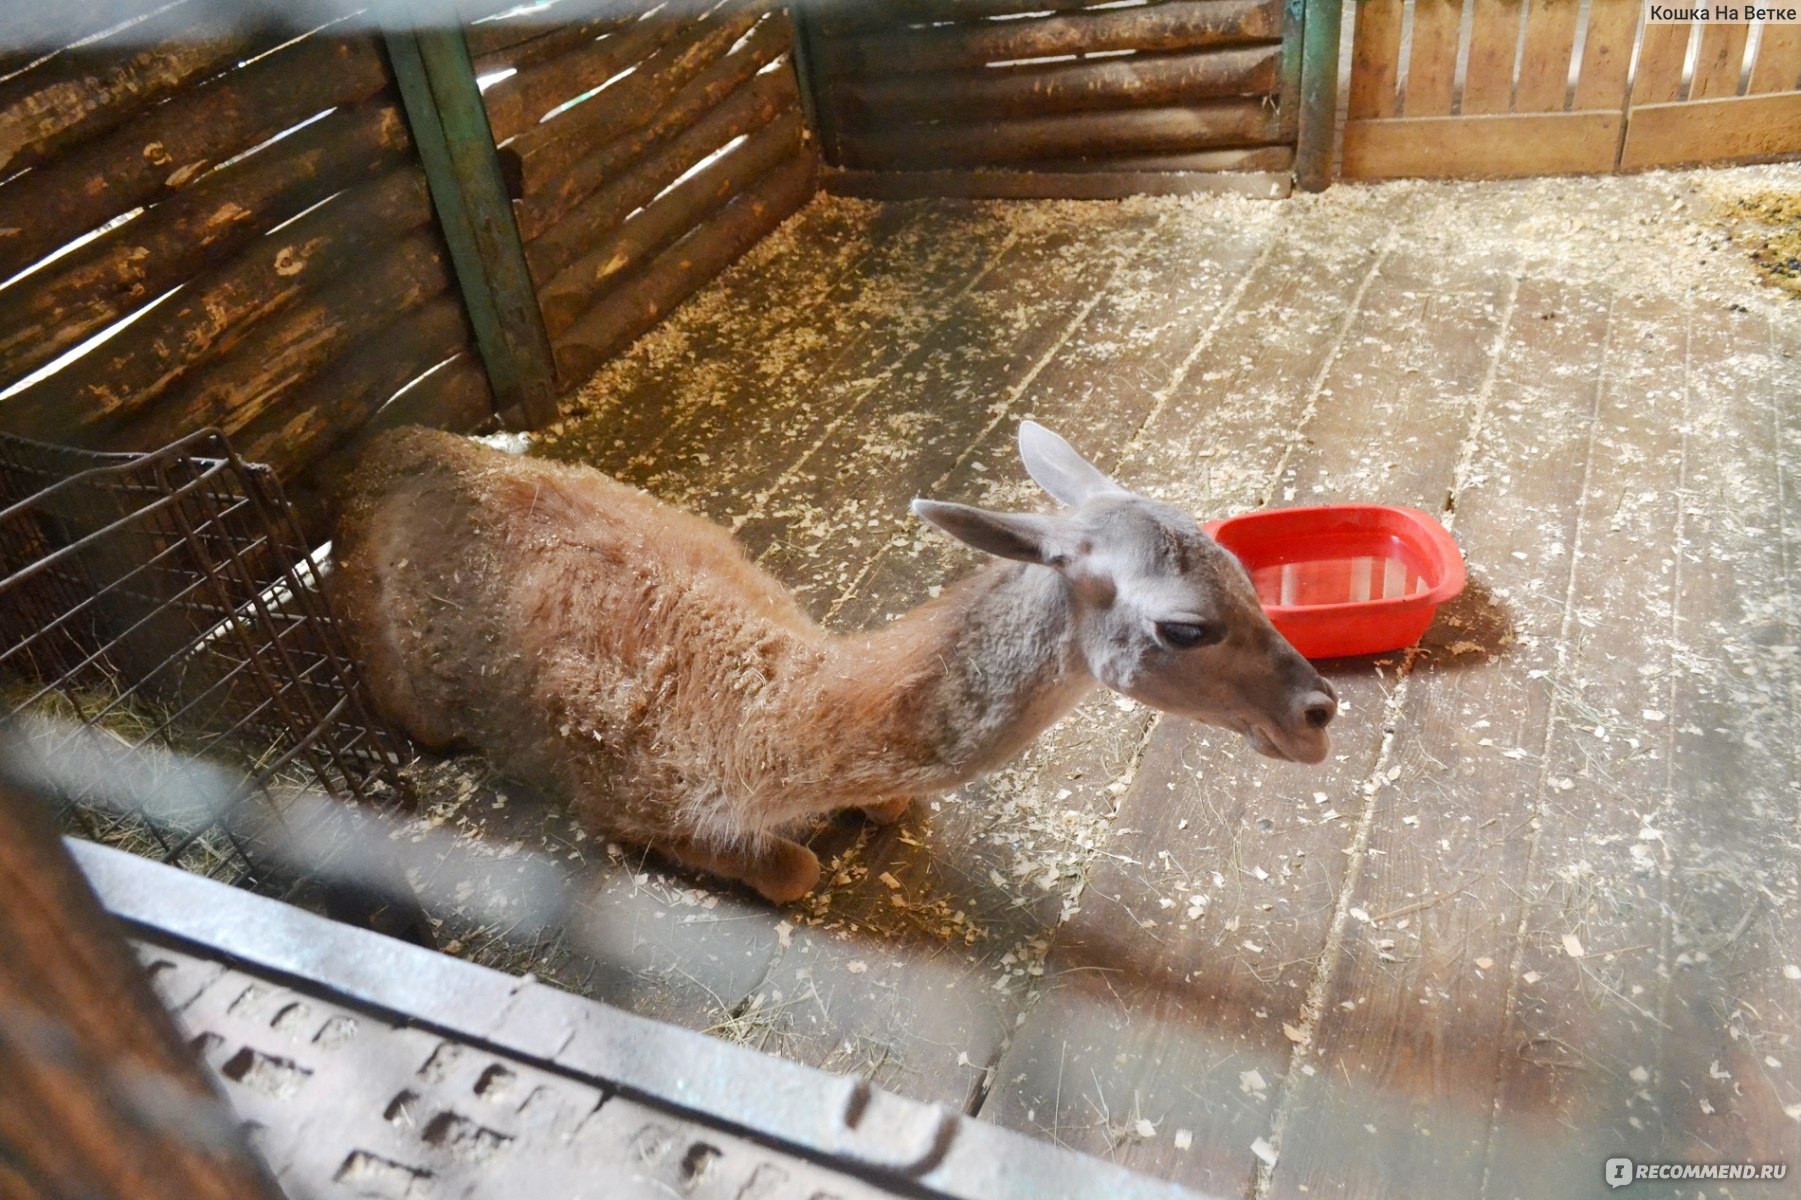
[911,499,1070,566]
[1018,420,1123,508]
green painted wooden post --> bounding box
[1279,0,1307,140]
[1295,0,1343,192]
[385,17,559,428]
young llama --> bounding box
[332,422,1337,903]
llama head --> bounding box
[911,421,1336,764]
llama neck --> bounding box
[818,561,1094,791]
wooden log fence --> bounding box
[464,0,818,397]
[0,34,390,282]
[0,0,819,541]
[503,0,771,202]
[554,146,818,379]
[525,62,801,282]
[1,169,435,445]
[0,99,415,387]
[796,0,1298,197]
[537,106,807,335]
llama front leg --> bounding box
[650,835,821,905]
[858,797,912,826]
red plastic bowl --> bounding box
[1203,505,1465,660]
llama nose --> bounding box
[1298,687,1337,730]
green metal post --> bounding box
[1295,0,1344,192]
[384,16,559,428]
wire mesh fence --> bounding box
[0,427,413,894]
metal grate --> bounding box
[0,427,411,890]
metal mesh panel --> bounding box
[0,428,411,889]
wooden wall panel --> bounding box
[801,0,1293,193]
[1340,0,1801,180]
[0,16,495,544]
[470,1,818,389]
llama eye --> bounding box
[1157,620,1225,649]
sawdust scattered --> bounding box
[388,167,1800,1158]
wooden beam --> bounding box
[385,19,558,426]
[0,100,410,393]
[0,34,390,283]
[507,16,788,246]
[1618,91,1801,172]
[1340,111,1624,179]
[0,778,285,1200]
[2,169,434,446]
[840,43,1283,124]
[1294,0,1342,190]
[1278,0,1306,139]
[839,100,1282,170]
[824,165,1293,200]
[551,149,817,380]
[821,0,1284,77]
[539,112,804,337]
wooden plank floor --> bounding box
[408,165,1801,1199]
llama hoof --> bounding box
[859,797,911,826]
[751,839,821,905]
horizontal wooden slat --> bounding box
[114,229,454,450]
[0,100,411,389]
[525,64,798,282]
[463,0,648,59]
[1011,145,1294,172]
[481,7,696,144]
[812,0,1134,37]
[504,2,770,195]
[552,148,816,379]
[824,164,1292,199]
[0,34,389,281]
[234,292,475,477]
[1340,111,1624,178]
[822,0,1283,76]
[839,99,1280,170]
[538,109,803,335]
[469,7,638,73]
[0,169,433,445]
[1618,90,1801,171]
[842,43,1281,123]
[0,3,274,173]
[508,9,786,223]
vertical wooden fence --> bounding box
[1342,0,1801,178]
